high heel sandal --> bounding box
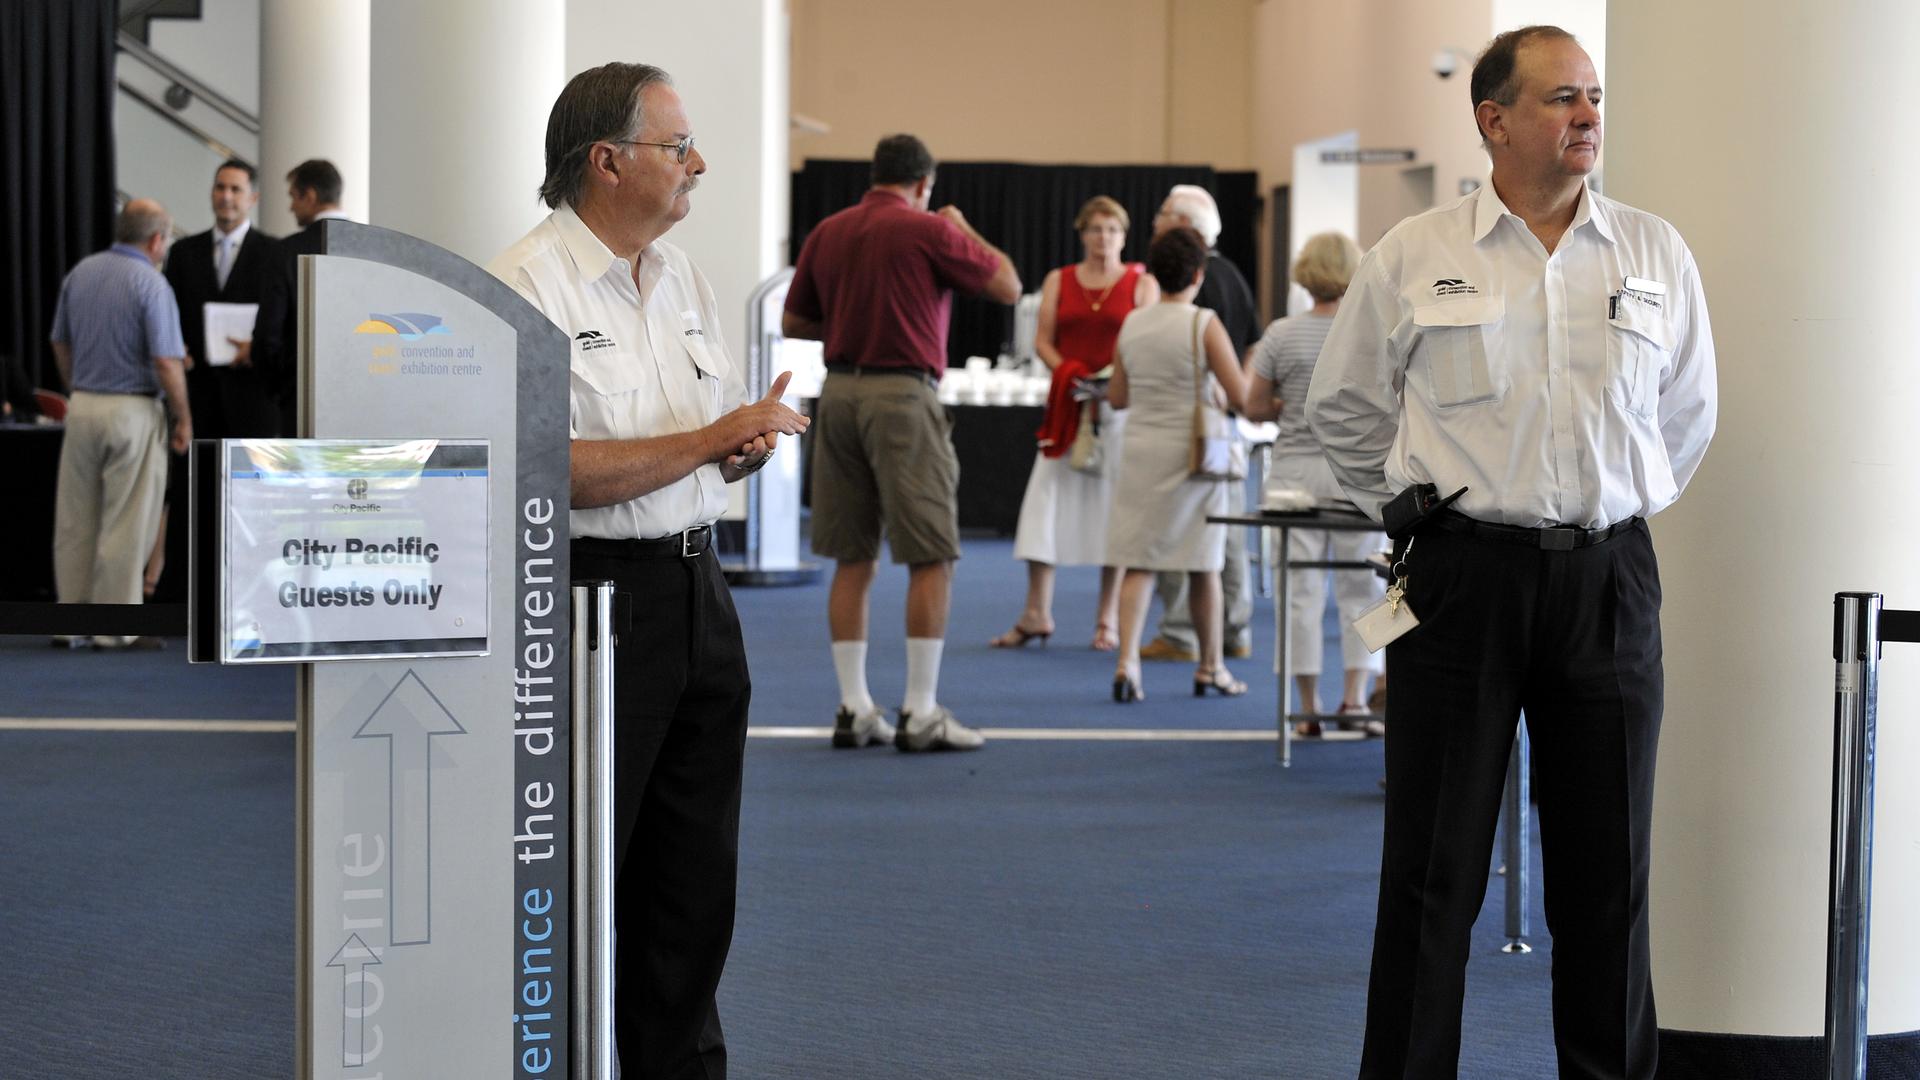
[989,623,1052,649]
[1193,668,1249,697]
[1112,670,1145,703]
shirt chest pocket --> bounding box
[570,348,652,440]
[1606,300,1670,418]
[1412,297,1505,408]
[681,334,729,417]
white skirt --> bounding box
[1011,406,1125,566]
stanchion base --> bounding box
[1501,940,1533,954]
[720,561,824,587]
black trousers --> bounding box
[1359,521,1662,1080]
[572,541,751,1080]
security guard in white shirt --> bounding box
[1306,27,1716,1080]
[491,63,808,1079]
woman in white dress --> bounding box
[1243,231,1385,735]
[993,196,1157,651]
[1105,227,1248,702]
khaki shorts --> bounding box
[810,370,961,565]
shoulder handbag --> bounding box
[1188,309,1244,481]
[1067,400,1104,474]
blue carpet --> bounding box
[725,738,1554,1079]
[0,730,296,1078]
[0,537,1556,1078]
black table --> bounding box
[800,401,1044,536]
[948,403,1044,534]
[1,423,62,602]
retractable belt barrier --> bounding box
[1827,593,1920,1080]
[0,601,186,637]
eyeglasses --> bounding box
[611,134,697,164]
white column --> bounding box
[1610,0,1920,1043]
[258,0,370,234]
[369,1,566,265]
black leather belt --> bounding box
[824,363,938,390]
[575,526,711,559]
[1429,509,1639,551]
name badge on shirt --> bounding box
[1615,275,1668,316]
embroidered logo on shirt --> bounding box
[1621,289,1663,311]
[1430,278,1480,297]
[683,328,704,337]
[574,329,617,353]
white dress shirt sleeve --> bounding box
[1306,251,1406,521]
[1657,249,1718,496]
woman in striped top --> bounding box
[1244,231,1385,734]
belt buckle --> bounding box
[1540,528,1577,552]
[681,528,698,557]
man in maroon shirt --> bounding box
[783,134,1021,752]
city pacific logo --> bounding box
[355,312,452,340]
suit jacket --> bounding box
[251,222,324,437]
[165,225,282,436]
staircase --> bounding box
[112,0,263,237]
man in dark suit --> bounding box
[165,159,281,436]
[251,158,348,436]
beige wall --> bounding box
[1251,0,1604,248]
[788,0,1253,169]
[1251,0,1494,248]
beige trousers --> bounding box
[53,392,169,634]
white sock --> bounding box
[831,640,874,714]
[901,637,945,720]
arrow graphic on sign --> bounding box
[353,669,467,946]
[326,932,383,1067]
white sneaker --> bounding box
[831,705,896,749]
[894,705,984,752]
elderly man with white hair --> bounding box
[1136,184,1259,664]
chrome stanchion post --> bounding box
[740,276,775,575]
[1501,726,1532,954]
[1251,442,1273,598]
[572,582,616,1080]
[1826,592,1880,1080]
[1276,522,1293,767]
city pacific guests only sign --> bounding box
[220,439,490,662]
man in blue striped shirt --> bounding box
[49,198,193,648]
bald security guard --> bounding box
[1306,26,1717,1080]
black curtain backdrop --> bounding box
[791,161,1260,371]
[0,0,118,411]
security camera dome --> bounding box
[1432,49,1459,79]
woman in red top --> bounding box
[992,196,1158,650]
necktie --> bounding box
[215,236,235,291]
